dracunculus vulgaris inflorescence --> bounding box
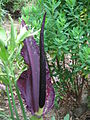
[17,13,55,117]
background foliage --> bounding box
[22,0,90,107]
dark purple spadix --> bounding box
[17,13,55,116]
[39,12,46,108]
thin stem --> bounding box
[5,65,20,120]
[15,82,27,120]
[56,56,60,71]
[8,80,20,120]
[9,61,27,120]
[6,86,15,120]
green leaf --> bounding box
[44,3,51,12]
[86,60,90,66]
[0,76,9,85]
[0,40,8,61]
[15,83,27,120]
[0,27,7,43]
[79,52,84,62]
[54,1,61,11]
[9,15,17,51]
[6,87,15,120]
[64,114,70,120]
[0,111,12,120]
[30,116,43,120]
[51,116,55,120]
[65,0,76,7]
[16,28,40,44]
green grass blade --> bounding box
[8,61,27,120]
[6,86,14,120]
[8,80,20,120]
[6,60,27,120]
[0,111,12,120]
[15,82,27,120]
[5,65,20,120]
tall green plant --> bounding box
[0,18,26,120]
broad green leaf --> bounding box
[64,113,70,120]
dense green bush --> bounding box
[22,0,90,107]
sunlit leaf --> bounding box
[0,27,7,45]
[16,27,40,44]
[0,40,8,61]
[9,15,17,51]
[64,113,70,120]
[54,1,61,11]
[51,116,55,120]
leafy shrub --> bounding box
[22,0,90,107]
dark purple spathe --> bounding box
[18,36,40,114]
[17,13,55,116]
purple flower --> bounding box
[17,13,55,116]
